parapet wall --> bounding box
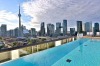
[0,37,76,63]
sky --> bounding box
[0,0,100,31]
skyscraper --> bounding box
[77,21,83,33]
[18,5,23,37]
[1,24,7,37]
[47,23,55,37]
[56,22,61,36]
[63,20,67,35]
[85,22,92,32]
[70,28,75,36]
[7,30,14,37]
[94,23,99,36]
[30,28,36,37]
[14,28,19,37]
[40,22,45,36]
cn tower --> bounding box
[18,5,23,37]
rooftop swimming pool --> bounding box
[0,38,100,66]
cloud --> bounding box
[22,0,100,31]
[0,10,19,30]
[0,10,35,30]
[0,10,18,21]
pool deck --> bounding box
[83,36,100,39]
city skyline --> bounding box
[0,20,100,31]
[0,0,100,31]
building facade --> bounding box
[70,28,75,36]
[63,20,67,35]
[47,24,55,37]
[30,28,36,37]
[7,30,15,37]
[94,23,99,36]
[14,28,19,37]
[77,21,83,33]
[56,22,61,36]
[40,22,45,36]
[1,24,7,37]
[85,22,92,32]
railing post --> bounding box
[46,43,49,49]
[68,38,69,42]
[36,45,39,52]
[32,46,34,53]
[66,39,68,43]
[72,37,74,41]
[62,39,63,44]
[11,49,19,60]
[77,33,83,39]
[55,40,61,46]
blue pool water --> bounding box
[0,38,100,66]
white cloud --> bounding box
[0,10,19,30]
[22,0,100,31]
[0,10,35,30]
[0,10,18,21]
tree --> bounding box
[41,38,46,41]
[0,46,3,49]
[13,42,17,47]
[0,37,2,40]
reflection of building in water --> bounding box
[80,44,83,53]
[79,41,83,53]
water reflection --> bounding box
[79,41,83,54]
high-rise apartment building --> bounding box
[94,23,99,36]
[30,28,36,37]
[47,23,55,37]
[85,22,92,32]
[77,21,83,33]
[40,22,45,36]
[70,28,75,36]
[63,20,67,35]
[1,24,7,37]
[56,22,61,36]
